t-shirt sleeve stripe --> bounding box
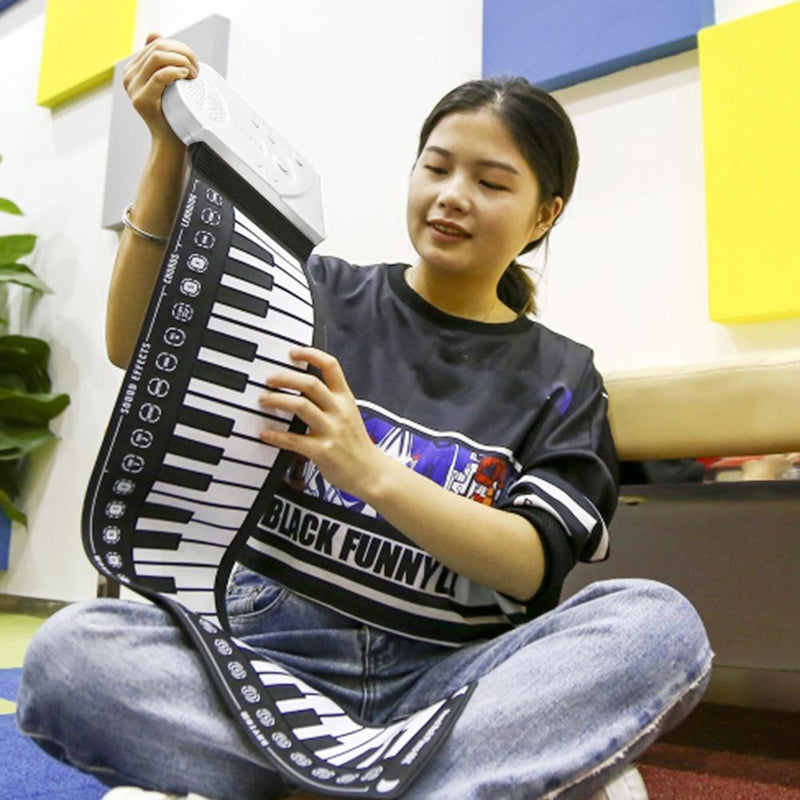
[502,471,609,563]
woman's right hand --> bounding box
[122,32,200,142]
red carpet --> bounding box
[640,765,800,800]
[638,703,800,799]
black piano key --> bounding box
[158,464,213,492]
[177,405,235,438]
[140,502,194,523]
[282,710,324,729]
[134,530,182,550]
[216,285,269,317]
[136,575,177,594]
[168,435,224,465]
[297,734,344,753]
[201,329,257,363]
[193,360,248,392]
[230,230,275,267]
[224,256,275,291]
[262,683,307,703]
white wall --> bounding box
[539,0,800,373]
[0,0,796,601]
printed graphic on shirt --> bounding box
[240,402,530,644]
[286,401,519,513]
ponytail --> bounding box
[497,260,537,316]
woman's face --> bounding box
[406,109,557,285]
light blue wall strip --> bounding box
[483,0,715,90]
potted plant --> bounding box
[0,153,70,535]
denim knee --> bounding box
[17,600,116,738]
[593,578,713,709]
[623,579,710,665]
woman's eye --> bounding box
[480,180,508,191]
[424,165,447,175]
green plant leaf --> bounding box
[0,424,54,461]
[0,335,51,363]
[0,234,36,262]
[0,263,51,293]
[0,198,23,215]
[0,349,51,392]
[0,486,27,526]
[0,458,20,496]
[0,389,69,425]
[0,336,52,392]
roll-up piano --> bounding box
[82,64,471,798]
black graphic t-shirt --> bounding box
[240,257,619,646]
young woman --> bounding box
[17,35,712,800]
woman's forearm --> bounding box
[360,450,546,601]
[106,138,187,368]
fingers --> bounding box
[291,347,351,394]
[258,426,310,456]
[259,386,328,433]
[258,350,374,495]
[259,349,354,438]
[265,349,350,404]
[123,34,200,134]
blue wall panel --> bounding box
[483,0,714,90]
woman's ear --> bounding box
[530,196,564,242]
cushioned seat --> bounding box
[604,348,800,461]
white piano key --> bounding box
[136,517,195,535]
[151,478,258,510]
[271,262,313,301]
[314,727,390,761]
[258,672,311,687]
[220,271,274,302]
[381,700,446,760]
[210,300,313,346]
[133,561,217,585]
[265,307,314,345]
[270,284,314,324]
[134,539,227,565]
[136,516,239,544]
[172,421,279,475]
[328,719,410,767]
[162,452,263,491]
[249,659,289,675]
[293,716,365,741]
[145,490,250,530]
[186,377,276,425]
[227,245,276,277]
[276,695,346,717]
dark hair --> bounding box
[417,77,579,315]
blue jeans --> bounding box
[17,570,712,799]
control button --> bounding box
[254,138,268,169]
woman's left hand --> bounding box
[258,347,379,496]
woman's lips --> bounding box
[427,219,470,240]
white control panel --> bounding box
[163,62,325,245]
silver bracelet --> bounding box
[121,203,169,244]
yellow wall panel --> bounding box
[36,0,137,108]
[698,1,800,324]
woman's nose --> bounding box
[437,175,471,213]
